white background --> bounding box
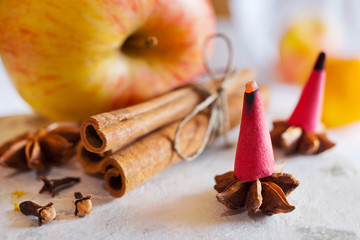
[0,58,31,116]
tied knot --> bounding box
[174,33,233,161]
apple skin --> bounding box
[277,19,338,85]
[0,0,215,120]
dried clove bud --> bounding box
[74,192,92,217]
[39,176,80,197]
[19,201,56,226]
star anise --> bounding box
[214,171,299,215]
[0,122,80,170]
[270,121,335,155]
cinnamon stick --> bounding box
[80,70,254,154]
[77,85,271,198]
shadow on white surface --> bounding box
[6,210,37,229]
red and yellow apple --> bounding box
[277,18,338,85]
[0,0,215,120]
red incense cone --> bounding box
[234,81,274,182]
[287,52,326,132]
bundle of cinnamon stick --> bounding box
[77,70,270,198]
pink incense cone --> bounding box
[234,81,274,182]
[287,52,326,132]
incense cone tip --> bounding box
[314,52,326,71]
[245,81,259,93]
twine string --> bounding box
[174,33,234,161]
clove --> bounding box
[39,176,80,197]
[19,201,56,226]
[74,192,92,217]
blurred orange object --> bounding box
[323,59,360,127]
[278,19,336,84]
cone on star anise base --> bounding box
[271,52,335,155]
[214,81,299,215]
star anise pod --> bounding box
[0,122,80,170]
[270,121,335,155]
[214,171,299,215]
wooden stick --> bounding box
[80,70,255,154]
[77,84,271,198]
